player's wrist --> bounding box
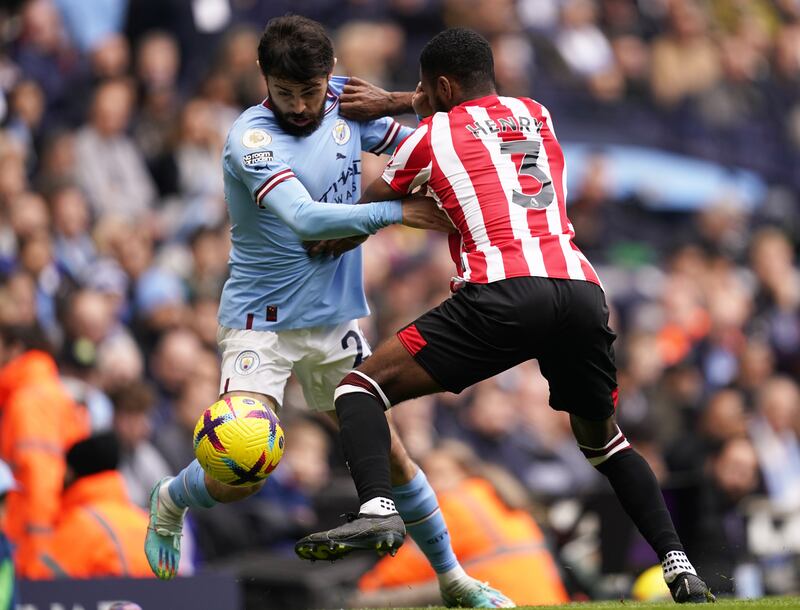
[388,91,414,116]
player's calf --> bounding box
[575,420,713,602]
[296,372,403,561]
[334,371,396,514]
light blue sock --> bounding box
[167,460,216,509]
[393,469,459,573]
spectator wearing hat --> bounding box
[0,460,18,610]
[23,433,153,579]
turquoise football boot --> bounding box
[144,477,185,580]
[441,578,515,608]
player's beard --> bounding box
[272,103,326,137]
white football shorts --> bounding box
[217,320,371,412]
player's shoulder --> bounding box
[409,114,436,131]
[504,95,550,118]
[226,104,279,151]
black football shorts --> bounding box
[396,276,618,420]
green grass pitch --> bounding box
[379,598,800,610]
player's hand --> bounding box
[304,235,368,258]
[411,82,433,119]
[401,196,455,233]
[340,77,412,121]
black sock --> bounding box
[596,449,683,559]
[335,391,393,506]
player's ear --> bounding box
[437,76,452,104]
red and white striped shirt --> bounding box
[381,94,601,287]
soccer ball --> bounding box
[193,396,285,486]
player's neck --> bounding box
[449,87,497,109]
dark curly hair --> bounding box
[257,15,334,82]
[419,28,495,93]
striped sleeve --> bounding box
[224,123,297,209]
[380,121,432,194]
[361,117,405,156]
[253,168,296,207]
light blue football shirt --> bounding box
[219,76,413,332]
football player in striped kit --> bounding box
[297,27,714,605]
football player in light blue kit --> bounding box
[144,15,513,608]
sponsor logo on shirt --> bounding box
[243,151,274,166]
[320,159,360,203]
[242,128,272,149]
[332,119,351,145]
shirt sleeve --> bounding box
[262,178,402,240]
[360,117,414,156]
[225,126,298,208]
[226,121,402,239]
[381,121,432,195]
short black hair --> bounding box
[257,15,334,82]
[420,28,495,92]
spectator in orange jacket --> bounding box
[24,433,154,579]
[0,325,90,570]
[355,442,569,607]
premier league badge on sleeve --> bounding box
[332,119,351,145]
[242,128,272,149]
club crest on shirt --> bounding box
[332,119,351,145]
[242,128,272,149]
[234,350,260,375]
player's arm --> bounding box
[306,123,451,256]
[229,130,441,240]
[339,77,413,121]
[363,120,453,231]
[303,171,428,259]
[364,120,435,203]
[305,97,418,257]
[263,178,402,240]
[351,79,433,158]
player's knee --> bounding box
[576,425,631,469]
[334,371,391,410]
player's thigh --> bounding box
[293,320,372,413]
[386,284,528,401]
[217,325,294,410]
[538,282,618,421]
[353,334,443,405]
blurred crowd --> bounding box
[0,0,799,604]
